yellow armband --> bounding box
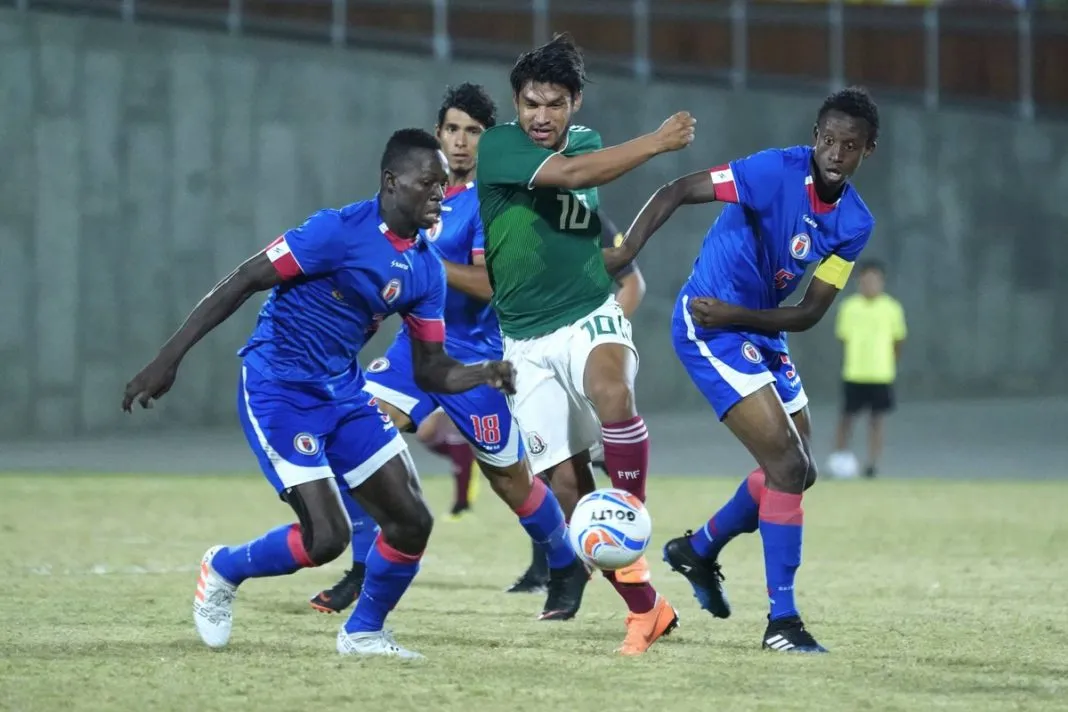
[813,254,854,289]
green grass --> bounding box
[2,473,1067,712]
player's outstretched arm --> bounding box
[602,170,716,276]
[533,112,696,191]
[122,252,283,412]
[410,338,515,395]
[690,261,849,333]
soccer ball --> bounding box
[567,488,652,571]
[827,450,860,479]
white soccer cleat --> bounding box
[336,627,424,659]
[193,545,237,649]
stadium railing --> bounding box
[11,0,1068,118]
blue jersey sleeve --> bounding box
[403,257,447,342]
[709,149,785,214]
[265,209,345,279]
[835,226,872,262]
[470,214,486,260]
[814,224,874,290]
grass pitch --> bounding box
[2,472,1066,712]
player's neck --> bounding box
[809,158,846,204]
[378,202,419,239]
[447,170,474,189]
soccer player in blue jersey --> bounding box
[616,87,880,653]
[309,83,589,622]
[121,128,516,659]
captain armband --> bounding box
[813,254,854,289]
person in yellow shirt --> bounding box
[829,261,906,478]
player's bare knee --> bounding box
[803,460,819,491]
[480,461,529,509]
[764,446,810,494]
[383,502,434,554]
[587,378,635,422]
[304,517,350,566]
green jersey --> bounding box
[477,122,614,339]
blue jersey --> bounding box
[238,196,447,384]
[682,145,874,352]
[409,181,501,360]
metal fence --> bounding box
[11,0,1068,118]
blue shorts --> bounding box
[237,363,408,494]
[671,294,808,420]
[363,331,524,468]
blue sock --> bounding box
[344,535,421,634]
[516,477,576,570]
[691,469,764,559]
[210,523,311,586]
[758,490,804,621]
[341,489,377,567]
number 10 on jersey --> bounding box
[557,194,591,231]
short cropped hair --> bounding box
[818,86,880,146]
[380,128,440,174]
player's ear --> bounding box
[863,138,877,159]
[812,123,819,142]
[572,91,583,113]
[382,169,397,194]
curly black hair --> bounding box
[437,83,497,130]
[509,32,586,98]
[817,86,879,146]
[380,128,440,174]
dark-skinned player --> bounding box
[310,84,585,622]
[121,129,515,659]
[615,87,880,653]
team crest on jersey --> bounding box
[381,278,402,304]
[368,357,390,374]
[741,341,762,364]
[527,432,547,456]
[790,233,811,260]
[293,433,319,456]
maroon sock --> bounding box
[602,570,656,614]
[449,443,476,508]
[425,439,451,459]
[601,415,650,502]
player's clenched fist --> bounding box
[654,112,697,153]
[688,297,736,329]
[480,360,516,395]
[122,356,179,412]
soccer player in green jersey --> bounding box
[476,33,695,655]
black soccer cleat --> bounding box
[662,531,731,619]
[505,567,549,594]
[446,501,473,521]
[537,559,589,621]
[762,615,828,653]
[506,540,549,593]
[309,565,365,614]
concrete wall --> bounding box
[2,9,1067,439]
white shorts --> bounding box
[503,296,637,475]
